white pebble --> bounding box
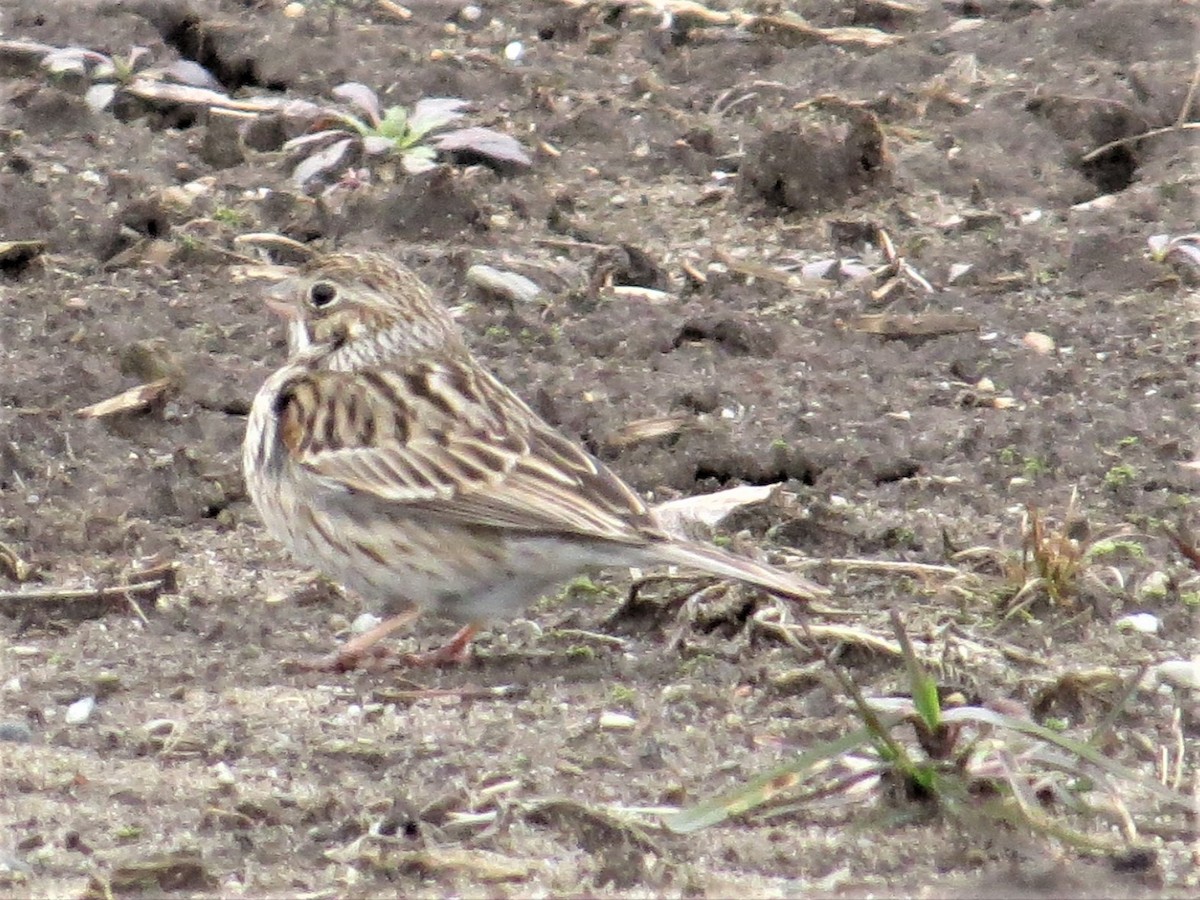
[351,613,382,635]
[1022,331,1055,354]
[599,711,637,730]
[504,41,524,62]
[65,696,96,725]
[1115,613,1160,635]
[211,761,236,786]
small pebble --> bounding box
[1022,331,1055,354]
[1145,659,1199,692]
[351,612,382,635]
[211,761,236,786]
[65,696,96,725]
[0,848,32,874]
[0,720,33,743]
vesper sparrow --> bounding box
[243,252,829,669]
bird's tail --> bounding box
[650,540,829,604]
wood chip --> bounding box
[604,414,696,450]
[853,313,980,338]
[75,378,175,418]
[375,0,413,20]
[227,263,296,283]
[466,265,543,303]
[746,14,903,49]
[608,285,673,303]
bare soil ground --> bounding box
[1,0,1197,896]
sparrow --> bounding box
[243,251,829,668]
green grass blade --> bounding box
[665,724,888,834]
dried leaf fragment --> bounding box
[433,126,533,168]
[655,484,782,539]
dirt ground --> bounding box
[0,0,1197,896]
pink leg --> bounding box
[402,623,480,667]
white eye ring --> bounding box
[309,281,338,308]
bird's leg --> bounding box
[402,623,480,667]
[305,607,423,672]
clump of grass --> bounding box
[666,612,1194,862]
[953,491,1141,617]
[1003,497,1140,616]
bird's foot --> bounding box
[401,624,478,667]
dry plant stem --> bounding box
[780,612,908,760]
[798,558,960,578]
[0,579,169,604]
[1079,122,1200,163]
[376,684,523,702]
[1166,707,1184,791]
[550,627,629,648]
[753,609,902,656]
[533,237,614,251]
[1175,57,1200,128]
[1087,664,1149,748]
[1081,59,1200,163]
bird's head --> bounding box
[268,252,466,365]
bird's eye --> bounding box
[309,281,338,309]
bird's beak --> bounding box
[265,279,299,320]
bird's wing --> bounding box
[273,359,658,544]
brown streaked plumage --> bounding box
[243,251,830,669]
